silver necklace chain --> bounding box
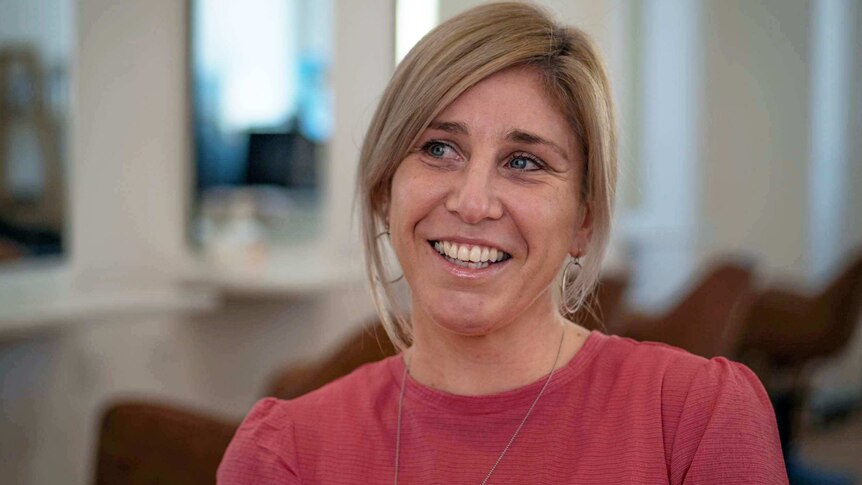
[394,327,566,485]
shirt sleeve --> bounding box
[668,358,788,485]
[217,398,301,484]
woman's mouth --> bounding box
[429,240,512,269]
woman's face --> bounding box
[388,67,590,337]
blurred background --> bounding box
[0,0,859,484]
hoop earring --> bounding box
[560,256,582,315]
[374,227,403,283]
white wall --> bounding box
[326,0,395,255]
[700,0,812,280]
[71,0,190,291]
[700,0,861,284]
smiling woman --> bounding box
[387,67,592,392]
[217,3,787,484]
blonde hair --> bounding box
[358,1,617,350]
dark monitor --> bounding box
[245,131,317,189]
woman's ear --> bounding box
[382,202,390,229]
[378,195,390,228]
[570,206,592,258]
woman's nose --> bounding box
[444,160,504,224]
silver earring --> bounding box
[374,226,403,283]
[560,256,582,315]
[373,271,403,284]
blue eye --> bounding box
[507,155,541,171]
[424,141,451,158]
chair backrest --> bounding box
[568,272,629,331]
[817,250,862,349]
[94,402,237,485]
[743,250,862,365]
[266,319,396,399]
[612,260,754,359]
[666,261,755,358]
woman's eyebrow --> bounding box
[426,122,570,161]
[428,120,469,135]
[506,129,570,161]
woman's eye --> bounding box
[507,155,542,171]
[423,141,454,158]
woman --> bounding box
[218,3,787,483]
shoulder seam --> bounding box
[667,358,712,485]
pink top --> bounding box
[218,331,788,484]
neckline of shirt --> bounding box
[386,329,608,415]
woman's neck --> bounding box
[404,307,590,396]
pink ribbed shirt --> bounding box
[218,331,787,484]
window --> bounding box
[190,0,333,264]
[0,0,71,266]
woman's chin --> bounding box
[419,303,509,338]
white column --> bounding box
[325,0,395,257]
[809,0,858,282]
[70,0,189,290]
[622,0,702,309]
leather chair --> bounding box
[737,250,862,467]
[94,402,237,485]
[266,320,397,399]
[93,319,392,485]
[566,271,629,331]
[608,260,755,359]
[740,250,862,369]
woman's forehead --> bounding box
[426,68,581,161]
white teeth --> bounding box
[431,240,510,266]
[446,244,458,259]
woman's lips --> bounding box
[428,240,512,269]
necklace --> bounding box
[394,326,566,485]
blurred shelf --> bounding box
[0,244,366,339]
[184,245,367,298]
[0,261,217,339]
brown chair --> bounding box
[566,271,629,331]
[609,260,755,359]
[266,320,397,399]
[736,250,862,463]
[93,320,392,485]
[94,402,237,485]
[740,250,862,369]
